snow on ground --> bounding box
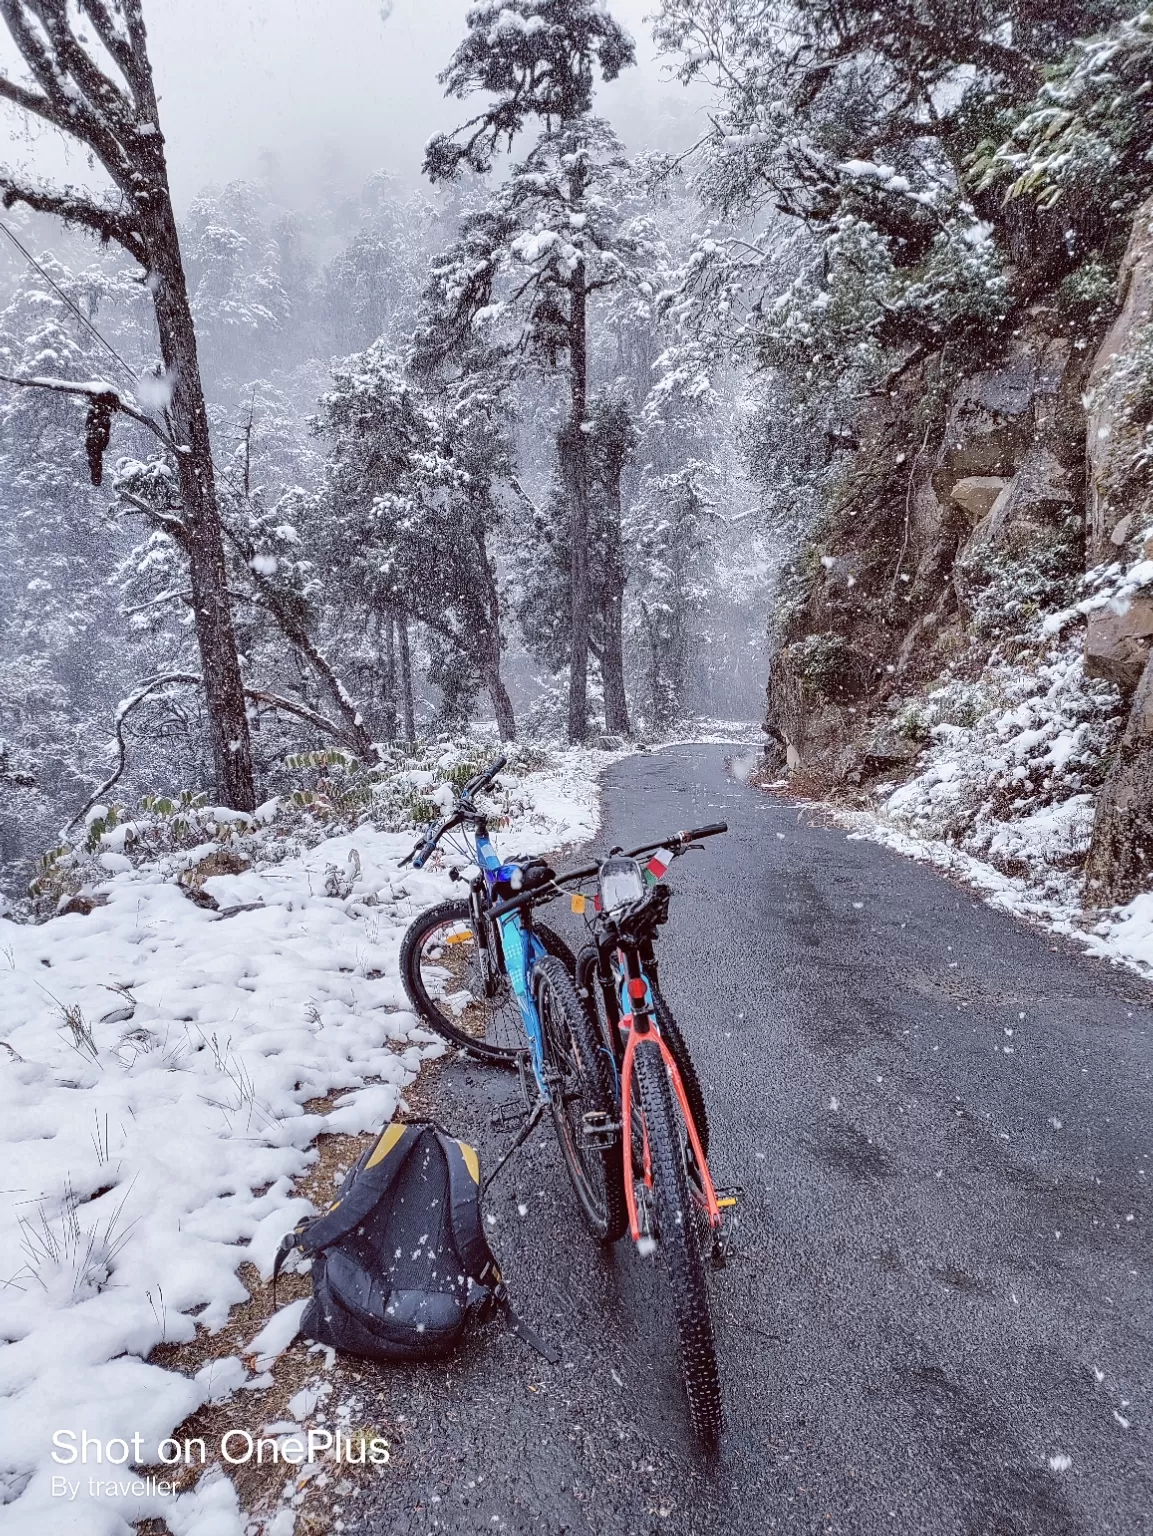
[831,801,1153,979]
[870,635,1120,903]
[0,745,607,1535]
[774,628,1153,975]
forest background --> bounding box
[5,0,1153,925]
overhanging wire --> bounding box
[0,216,139,387]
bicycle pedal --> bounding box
[491,1099,527,1130]
[580,1109,620,1150]
[710,1186,744,1267]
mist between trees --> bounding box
[5,0,1153,913]
[0,0,773,902]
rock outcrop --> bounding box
[1085,599,1153,692]
[767,192,1153,909]
[1085,195,1153,564]
[1082,196,1153,902]
[1084,658,1153,903]
[767,317,1090,781]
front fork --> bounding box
[470,877,507,1000]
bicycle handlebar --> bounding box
[487,821,728,920]
[460,753,506,798]
[399,753,508,867]
[679,822,729,842]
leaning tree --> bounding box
[0,0,255,809]
[422,0,636,744]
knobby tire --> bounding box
[633,1037,724,1444]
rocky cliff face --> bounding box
[1082,196,1153,904]
[765,203,1153,909]
[767,317,1092,766]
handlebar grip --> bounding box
[460,753,508,799]
[405,821,444,869]
[679,822,728,842]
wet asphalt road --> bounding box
[352,743,1152,1536]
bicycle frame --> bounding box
[450,820,556,1102]
[602,937,723,1242]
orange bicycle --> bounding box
[488,823,730,1443]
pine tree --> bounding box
[652,0,1128,385]
[628,465,713,728]
[316,343,518,738]
[422,0,636,743]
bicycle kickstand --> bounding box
[482,1097,547,1194]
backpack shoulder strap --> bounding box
[272,1121,424,1290]
[441,1131,501,1288]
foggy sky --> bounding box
[0,0,711,209]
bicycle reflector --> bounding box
[598,855,646,914]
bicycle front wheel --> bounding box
[576,949,709,1158]
[400,902,578,1068]
[536,955,627,1242]
[651,987,710,1159]
[633,1037,723,1444]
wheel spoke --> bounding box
[400,899,523,1064]
[416,919,522,1052]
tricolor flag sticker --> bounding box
[646,847,674,880]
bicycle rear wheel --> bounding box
[400,900,574,1067]
[576,948,709,1158]
[536,956,627,1242]
[633,1037,723,1445]
[651,987,710,1160]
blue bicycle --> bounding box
[398,755,623,1237]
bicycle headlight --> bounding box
[598,855,646,914]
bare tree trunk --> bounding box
[397,616,416,743]
[566,267,591,745]
[472,513,516,741]
[141,199,256,806]
[0,1,256,811]
[601,586,629,736]
[480,649,517,741]
[598,421,631,738]
[381,609,398,742]
[242,561,375,760]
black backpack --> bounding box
[273,1120,557,1364]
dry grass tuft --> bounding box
[138,1086,424,1529]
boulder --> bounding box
[179,849,250,909]
[860,724,924,774]
[935,333,1072,496]
[1085,193,1153,562]
[949,476,1009,521]
[1085,650,1153,904]
[58,891,111,917]
[953,446,1075,612]
[1111,512,1135,547]
[1084,597,1153,693]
